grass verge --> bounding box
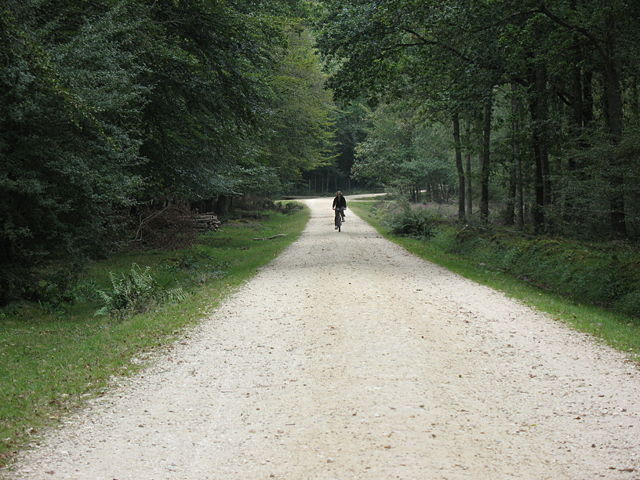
[350,200,640,362]
[0,205,309,465]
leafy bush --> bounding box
[386,207,440,239]
[96,264,185,319]
[19,264,84,306]
[68,279,102,303]
[445,226,640,315]
[614,291,640,318]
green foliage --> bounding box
[27,264,83,307]
[96,264,185,319]
[446,228,640,309]
[135,0,287,200]
[615,292,640,318]
[317,0,640,238]
[385,205,440,239]
[256,27,336,188]
[0,1,334,303]
[333,101,370,175]
[353,103,455,192]
[0,0,148,302]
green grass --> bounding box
[350,200,640,362]
[0,205,309,465]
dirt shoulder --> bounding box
[5,197,640,479]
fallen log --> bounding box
[252,234,286,241]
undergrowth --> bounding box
[0,204,309,465]
[441,225,640,317]
[385,203,440,239]
[96,264,186,319]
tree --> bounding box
[317,0,502,221]
[255,26,336,191]
[0,0,337,303]
[0,0,147,302]
[318,0,640,238]
[352,103,455,200]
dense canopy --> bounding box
[0,0,334,302]
[2,0,640,303]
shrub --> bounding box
[614,291,640,319]
[386,207,439,239]
[96,264,185,319]
[21,263,83,306]
[68,279,102,303]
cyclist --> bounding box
[332,191,347,229]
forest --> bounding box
[0,0,336,303]
[2,0,640,304]
[319,0,640,233]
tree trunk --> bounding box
[215,194,232,216]
[569,40,584,171]
[464,117,473,219]
[479,94,492,222]
[452,113,466,222]
[529,61,551,233]
[631,75,639,122]
[465,152,473,218]
[504,92,517,226]
[602,16,626,237]
[564,32,586,223]
[583,70,594,126]
[604,72,626,236]
[432,184,441,203]
[516,148,524,230]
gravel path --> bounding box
[6,197,640,480]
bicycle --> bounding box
[334,207,345,232]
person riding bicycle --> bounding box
[332,191,347,229]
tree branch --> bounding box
[399,27,532,89]
[401,28,476,65]
[536,2,607,60]
[467,9,539,34]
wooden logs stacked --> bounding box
[191,213,221,232]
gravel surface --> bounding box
[5,197,640,480]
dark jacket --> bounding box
[332,195,347,209]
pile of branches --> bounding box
[133,204,220,249]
